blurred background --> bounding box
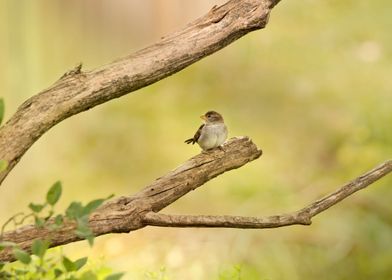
[0,0,391,279]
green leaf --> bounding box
[83,199,106,215]
[28,202,45,213]
[46,181,62,206]
[31,239,49,258]
[14,268,29,275]
[49,214,64,230]
[66,202,84,219]
[44,209,54,222]
[34,216,45,228]
[76,219,92,233]
[75,219,94,246]
[54,268,63,278]
[0,262,4,270]
[62,256,88,272]
[74,257,88,270]
[0,160,8,173]
[0,98,4,126]
[54,214,64,225]
[62,256,76,272]
[76,215,89,226]
[86,235,94,247]
[13,248,31,264]
[105,272,125,280]
[80,271,98,280]
[75,225,94,246]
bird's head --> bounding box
[200,111,224,124]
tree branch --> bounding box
[0,137,262,262]
[0,0,280,184]
[1,0,389,266]
[1,140,390,262]
[142,160,392,229]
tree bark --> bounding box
[0,0,280,184]
[1,0,390,265]
[1,140,390,262]
[143,160,392,228]
[0,137,262,262]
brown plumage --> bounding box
[184,124,204,145]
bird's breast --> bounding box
[197,123,228,150]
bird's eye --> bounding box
[207,114,211,118]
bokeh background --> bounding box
[1,0,391,279]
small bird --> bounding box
[185,111,228,151]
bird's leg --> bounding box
[202,148,217,154]
[218,145,226,153]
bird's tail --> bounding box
[184,138,195,144]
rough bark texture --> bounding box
[143,160,392,228]
[0,137,262,262]
[1,146,390,262]
[1,0,390,265]
[0,0,280,184]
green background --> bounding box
[0,0,391,279]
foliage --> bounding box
[1,0,392,279]
[144,266,168,280]
[0,181,122,280]
[1,245,123,280]
[218,265,242,280]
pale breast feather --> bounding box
[198,123,227,150]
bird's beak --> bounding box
[200,115,207,121]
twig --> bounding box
[0,137,261,262]
[142,160,392,228]
[0,146,389,262]
[0,212,24,239]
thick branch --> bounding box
[1,143,390,262]
[0,137,262,262]
[142,160,392,228]
[0,0,279,184]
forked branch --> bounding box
[143,160,392,228]
[0,137,262,262]
[0,0,390,265]
[1,137,390,262]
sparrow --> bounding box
[185,111,228,151]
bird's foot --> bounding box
[201,145,226,154]
[218,145,226,153]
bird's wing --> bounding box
[193,124,204,142]
[184,124,204,144]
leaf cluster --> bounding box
[1,240,123,280]
[0,179,121,280]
